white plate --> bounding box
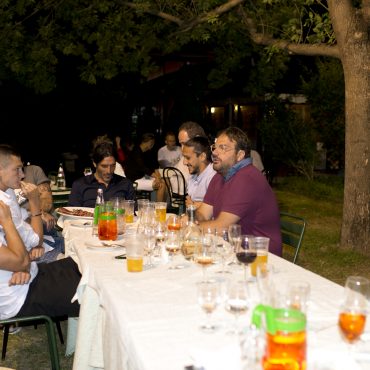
[69,220,93,228]
[85,241,126,252]
[56,207,94,220]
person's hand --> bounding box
[20,181,39,202]
[0,200,13,226]
[8,271,31,286]
[41,212,56,231]
[152,178,160,190]
[29,246,45,260]
[115,136,121,148]
[185,195,193,207]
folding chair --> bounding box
[280,212,306,264]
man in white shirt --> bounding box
[157,132,182,168]
[0,144,80,320]
[175,121,207,186]
[182,136,216,209]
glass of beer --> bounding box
[126,236,144,272]
[338,276,370,345]
[249,236,270,277]
[155,202,167,223]
[123,200,135,223]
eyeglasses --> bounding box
[210,144,234,153]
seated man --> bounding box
[69,139,135,207]
[16,164,64,262]
[0,144,80,320]
[182,136,216,209]
[124,133,166,201]
[157,131,182,168]
[195,127,282,256]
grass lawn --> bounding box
[1,174,369,369]
[275,175,370,285]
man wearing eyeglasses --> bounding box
[196,126,282,256]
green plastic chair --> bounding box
[0,315,60,370]
[280,212,306,264]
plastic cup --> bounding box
[126,237,144,272]
[249,237,270,277]
[123,200,135,223]
[155,202,167,223]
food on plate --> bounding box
[58,207,94,218]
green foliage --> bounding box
[259,96,316,180]
[302,58,345,170]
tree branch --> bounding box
[176,0,246,33]
[123,2,184,26]
[251,31,340,58]
[239,8,340,59]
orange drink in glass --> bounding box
[98,202,117,241]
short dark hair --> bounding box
[92,141,115,164]
[183,136,212,162]
[141,133,155,144]
[178,121,206,139]
[0,144,21,166]
[218,126,251,157]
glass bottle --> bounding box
[181,205,202,261]
[93,188,104,236]
[56,163,66,189]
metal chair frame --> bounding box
[280,211,306,264]
[162,167,186,215]
[0,315,61,370]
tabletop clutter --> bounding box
[59,192,370,370]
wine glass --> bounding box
[143,226,156,269]
[215,228,233,274]
[197,280,221,332]
[338,276,370,346]
[167,214,181,231]
[225,280,250,335]
[236,235,257,281]
[228,224,241,266]
[194,236,215,281]
[165,230,181,270]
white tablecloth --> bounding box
[67,235,370,370]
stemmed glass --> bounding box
[215,228,233,274]
[167,214,181,231]
[236,235,257,281]
[197,280,221,332]
[338,276,370,347]
[194,236,215,281]
[228,224,241,266]
[165,230,181,270]
[225,280,250,335]
[143,226,156,269]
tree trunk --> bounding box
[333,1,370,252]
[341,59,370,252]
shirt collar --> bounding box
[224,157,252,181]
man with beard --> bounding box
[195,127,282,256]
[182,136,216,210]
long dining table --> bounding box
[63,222,370,370]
